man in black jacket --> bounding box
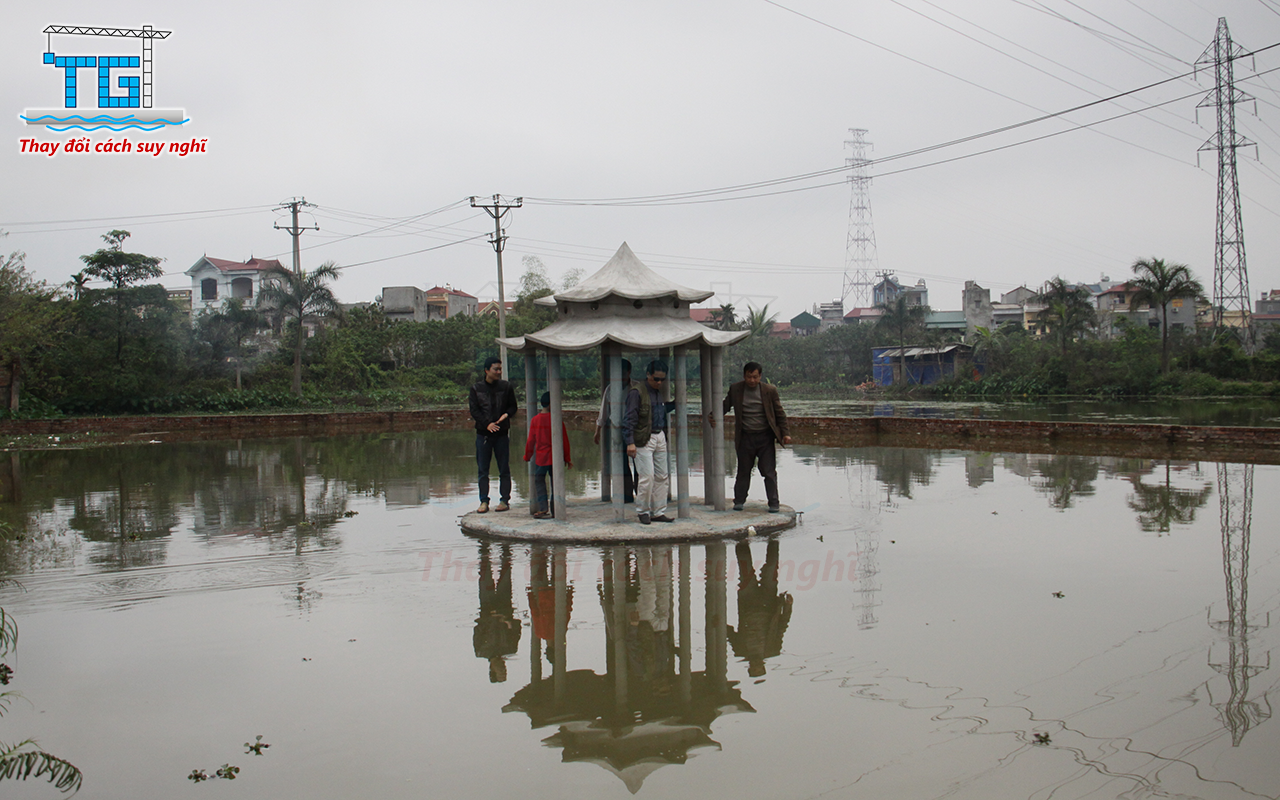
[469,356,518,513]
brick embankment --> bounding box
[2,411,1278,463]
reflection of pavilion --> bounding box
[495,541,787,793]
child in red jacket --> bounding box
[524,392,572,518]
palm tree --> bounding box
[970,325,1008,375]
[874,296,931,385]
[1033,277,1096,356]
[1130,257,1204,373]
[257,262,342,395]
[709,303,738,331]
[743,303,778,338]
[201,298,266,390]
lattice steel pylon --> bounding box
[841,129,877,308]
[1196,18,1257,347]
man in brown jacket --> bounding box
[718,361,792,512]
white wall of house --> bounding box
[186,257,280,317]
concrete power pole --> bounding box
[274,197,318,276]
[470,194,523,375]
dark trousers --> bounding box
[476,434,511,504]
[533,463,554,515]
[733,428,779,506]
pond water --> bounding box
[1,432,1278,799]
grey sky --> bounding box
[4,0,1279,320]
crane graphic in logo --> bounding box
[21,24,187,132]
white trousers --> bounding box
[633,430,668,517]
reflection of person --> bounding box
[473,542,522,683]
[468,356,518,513]
[624,360,677,524]
[727,539,792,678]
[528,546,573,666]
[594,358,638,503]
[524,392,573,519]
[717,361,792,512]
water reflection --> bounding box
[1126,462,1213,534]
[498,540,791,793]
[1209,463,1271,746]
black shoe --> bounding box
[732,502,744,511]
[638,513,651,525]
[651,514,676,523]
[768,504,780,513]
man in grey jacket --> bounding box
[719,361,791,512]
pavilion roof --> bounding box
[534,242,715,305]
[503,242,747,353]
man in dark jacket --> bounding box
[469,356,518,513]
[719,361,791,512]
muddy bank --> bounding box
[2,409,1278,463]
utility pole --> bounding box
[1196,18,1256,349]
[470,194,523,374]
[274,197,318,276]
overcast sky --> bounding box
[4,0,1279,320]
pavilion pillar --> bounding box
[710,345,727,511]
[608,348,625,523]
[599,350,610,502]
[673,346,691,518]
[548,352,567,521]
[524,351,538,515]
[699,342,713,506]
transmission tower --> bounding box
[1196,18,1257,346]
[841,129,877,308]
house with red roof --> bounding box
[185,256,286,316]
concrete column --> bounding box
[599,350,610,501]
[609,349,625,523]
[524,351,538,515]
[548,352,566,521]
[710,346,727,511]
[700,342,712,506]
[674,347,691,518]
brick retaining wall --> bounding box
[2,410,1278,463]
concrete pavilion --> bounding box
[467,243,758,533]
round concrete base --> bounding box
[460,497,797,543]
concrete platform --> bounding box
[460,497,797,543]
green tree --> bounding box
[1130,257,1205,373]
[743,304,778,338]
[196,298,266,390]
[0,246,67,413]
[874,296,931,384]
[78,230,165,366]
[257,262,342,396]
[1033,277,1096,356]
[709,303,738,331]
